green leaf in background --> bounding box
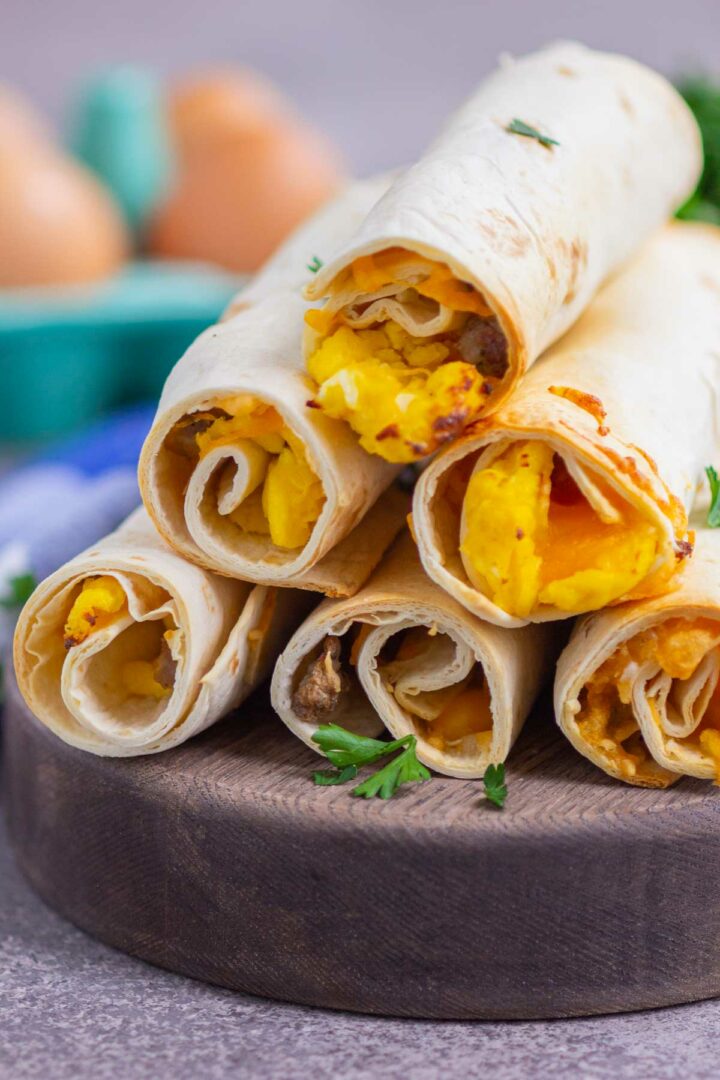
[0,572,37,610]
[706,466,720,527]
[676,76,720,222]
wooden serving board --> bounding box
[4,667,720,1021]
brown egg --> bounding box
[149,70,345,273]
[0,144,129,287]
[169,69,290,153]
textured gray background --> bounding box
[3,2,720,1075]
[2,0,719,173]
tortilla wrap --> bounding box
[13,508,312,756]
[271,532,561,778]
[302,42,701,463]
[139,175,406,595]
[413,223,720,627]
[555,523,720,787]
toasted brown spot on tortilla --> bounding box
[548,385,609,435]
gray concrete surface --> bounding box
[1,783,720,1080]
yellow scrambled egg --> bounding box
[460,440,660,619]
[305,251,501,464]
[193,399,325,549]
[63,576,127,647]
[122,658,170,700]
[63,577,172,701]
[307,324,488,463]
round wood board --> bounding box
[4,668,720,1021]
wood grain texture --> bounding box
[4,668,720,1021]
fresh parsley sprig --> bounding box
[676,76,720,224]
[0,572,37,610]
[706,466,720,527]
[313,764,359,786]
[311,724,430,799]
[307,255,324,274]
[506,118,559,150]
[483,763,508,809]
[353,743,431,799]
[311,723,509,807]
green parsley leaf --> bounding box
[483,763,507,809]
[0,572,37,610]
[311,723,431,799]
[307,255,324,274]
[313,764,359,786]
[506,118,559,149]
[352,742,431,800]
[312,724,403,769]
[676,76,720,222]
[706,466,720,527]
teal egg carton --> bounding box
[1,261,239,443]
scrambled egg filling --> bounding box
[306,251,506,463]
[580,618,720,781]
[385,627,493,753]
[460,440,661,618]
[63,577,174,701]
[184,397,325,549]
[64,576,127,648]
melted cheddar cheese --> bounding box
[385,627,493,753]
[425,680,493,752]
[580,618,720,782]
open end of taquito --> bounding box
[13,509,311,756]
[303,244,514,464]
[414,421,687,629]
[555,529,720,787]
[412,223,720,627]
[271,533,560,777]
[299,43,701,465]
[139,293,405,595]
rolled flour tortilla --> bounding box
[13,508,312,756]
[139,175,405,595]
[302,41,701,464]
[555,524,720,788]
[413,223,720,628]
[271,532,561,778]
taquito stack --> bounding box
[413,223,720,626]
[271,533,560,777]
[14,509,312,756]
[302,42,700,463]
[555,525,720,788]
[139,176,405,596]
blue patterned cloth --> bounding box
[0,404,154,651]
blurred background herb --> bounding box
[676,75,720,223]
